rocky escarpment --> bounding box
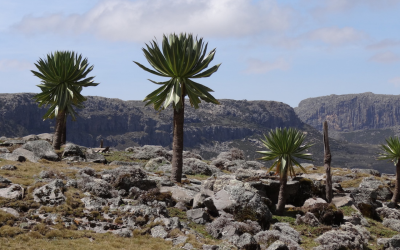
[0,93,303,157]
[295,92,400,132]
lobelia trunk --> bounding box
[60,114,67,146]
[171,100,185,183]
[276,168,288,215]
[392,159,400,203]
[53,110,66,150]
[323,121,333,203]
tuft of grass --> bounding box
[0,225,24,237]
[187,174,210,181]
[340,206,357,216]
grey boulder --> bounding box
[33,179,66,205]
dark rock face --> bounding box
[0,93,302,149]
[295,92,400,132]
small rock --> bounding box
[172,235,188,246]
[151,225,168,239]
[0,207,20,218]
[0,184,24,199]
[303,198,327,208]
[0,165,17,170]
[33,179,66,205]
[186,208,210,224]
[266,240,289,250]
[182,243,194,250]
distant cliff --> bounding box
[0,93,394,173]
[295,92,400,132]
[0,93,302,150]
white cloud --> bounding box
[307,27,365,45]
[245,57,290,74]
[12,0,294,42]
[389,77,400,87]
[0,59,32,72]
[312,0,400,14]
[367,39,400,50]
[369,51,400,63]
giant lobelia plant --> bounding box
[134,33,221,182]
[32,51,99,150]
[257,127,313,215]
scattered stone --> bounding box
[0,148,10,153]
[144,157,170,172]
[0,184,24,199]
[21,140,59,161]
[359,177,392,200]
[22,134,39,141]
[151,225,168,239]
[172,235,188,245]
[314,222,370,250]
[296,212,320,227]
[81,196,108,211]
[377,207,400,220]
[186,208,210,224]
[0,165,17,170]
[344,213,370,227]
[0,207,20,217]
[351,168,381,177]
[33,179,66,205]
[85,149,106,163]
[266,241,289,250]
[377,234,400,250]
[62,143,84,157]
[182,243,194,250]
[0,176,12,188]
[303,198,327,208]
[383,219,400,232]
[183,158,213,176]
[112,228,132,237]
[332,195,354,208]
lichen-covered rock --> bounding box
[296,212,320,227]
[377,234,400,250]
[343,213,369,227]
[85,149,106,163]
[313,222,370,250]
[130,145,168,160]
[186,208,210,224]
[359,177,392,201]
[21,140,59,161]
[151,225,168,239]
[209,175,272,229]
[0,176,12,188]
[81,196,108,211]
[229,233,260,250]
[102,166,157,191]
[303,198,327,208]
[0,165,17,170]
[144,157,170,172]
[0,184,24,199]
[383,219,400,232]
[206,216,262,239]
[351,168,381,177]
[350,187,381,218]
[33,179,66,205]
[78,174,113,198]
[183,158,213,176]
[254,223,303,250]
[266,241,289,250]
[376,207,400,220]
[62,143,84,157]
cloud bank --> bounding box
[13,0,294,42]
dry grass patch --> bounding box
[0,230,175,250]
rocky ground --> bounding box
[1,135,400,249]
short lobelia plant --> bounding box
[133,33,221,183]
[32,51,99,150]
[378,136,400,203]
[257,127,313,215]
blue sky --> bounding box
[1,0,400,107]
